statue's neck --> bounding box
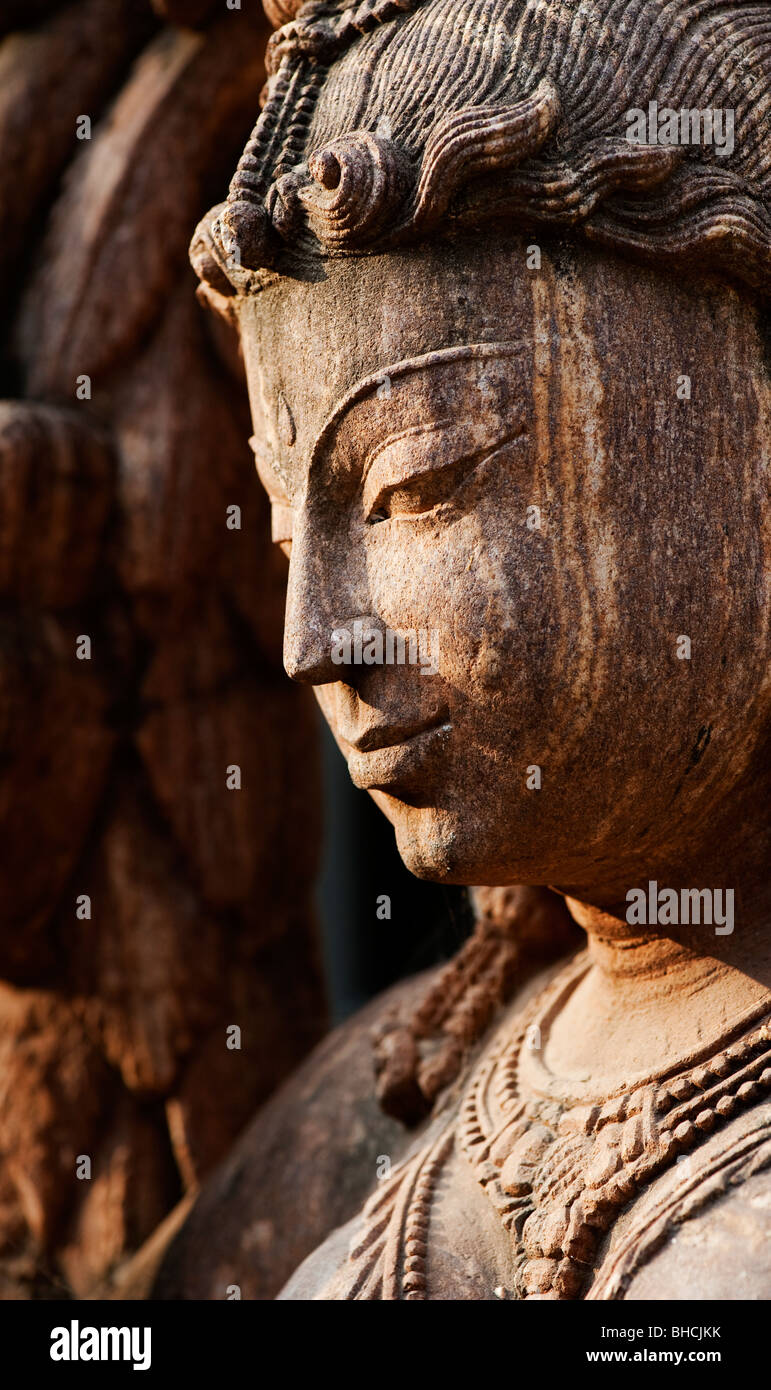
[543,873,771,1091]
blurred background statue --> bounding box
[0,0,328,1298]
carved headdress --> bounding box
[192,0,771,302]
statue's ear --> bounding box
[189,202,236,304]
[190,198,277,314]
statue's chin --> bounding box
[389,803,581,889]
[382,802,464,883]
[385,802,500,886]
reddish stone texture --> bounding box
[178,0,771,1300]
[0,3,326,1298]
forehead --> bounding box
[237,233,537,484]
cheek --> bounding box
[360,504,515,688]
[357,483,603,715]
[356,457,536,673]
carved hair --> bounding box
[192,0,771,298]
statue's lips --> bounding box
[346,717,452,791]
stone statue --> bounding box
[185,0,771,1299]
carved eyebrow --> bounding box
[309,341,528,470]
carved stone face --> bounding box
[239,231,770,896]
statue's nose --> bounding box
[284,614,386,684]
[283,618,339,684]
[282,509,370,685]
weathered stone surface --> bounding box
[606,1156,771,1301]
[4,0,771,1305]
[179,0,771,1301]
[152,972,434,1301]
[261,1,300,27]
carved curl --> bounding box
[268,129,413,247]
[196,0,771,300]
[406,81,561,237]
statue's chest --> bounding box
[453,1049,671,1299]
[338,958,771,1300]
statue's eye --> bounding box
[361,415,527,525]
[365,450,493,524]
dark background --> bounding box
[316,716,475,1020]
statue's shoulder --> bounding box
[152,969,440,1300]
[592,1102,771,1301]
[278,959,572,1301]
[153,954,570,1300]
